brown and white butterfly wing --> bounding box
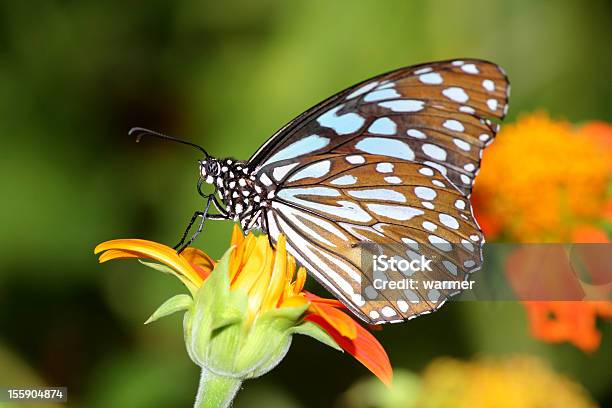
[249,59,509,323]
[263,155,481,323]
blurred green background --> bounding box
[1,0,611,406]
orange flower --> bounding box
[523,301,612,353]
[95,225,392,386]
[473,112,611,242]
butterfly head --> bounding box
[199,158,222,184]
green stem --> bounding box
[194,368,242,408]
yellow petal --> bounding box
[95,239,203,288]
[244,237,275,320]
[232,234,268,293]
[293,266,307,294]
[230,224,245,247]
[286,254,296,283]
[260,234,288,313]
[281,294,309,309]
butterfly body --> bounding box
[199,158,269,230]
[144,59,510,325]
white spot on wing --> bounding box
[459,106,475,114]
[442,87,469,103]
[439,213,459,229]
[348,189,406,203]
[414,67,433,74]
[366,204,424,220]
[262,135,329,167]
[259,173,273,186]
[422,144,447,161]
[419,72,443,84]
[381,306,397,317]
[356,137,415,160]
[364,88,400,102]
[482,79,495,91]
[273,163,300,181]
[378,100,424,112]
[453,138,471,151]
[287,160,331,182]
[487,99,498,111]
[424,161,447,176]
[414,187,437,200]
[368,117,397,135]
[461,63,480,74]
[419,167,434,176]
[330,175,357,186]
[423,221,437,232]
[278,187,372,223]
[317,105,365,135]
[407,129,426,139]
[375,162,394,173]
[443,119,465,132]
[346,155,365,164]
[428,235,452,251]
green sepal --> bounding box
[145,294,193,324]
[259,304,310,330]
[185,247,249,372]
[138,259,199,294]
[231,304,309,378]
[138,259,176,275]
[291,321,343,351]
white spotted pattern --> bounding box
[407,129,427,139]
[414,186,437,200]
[378,99,424,112]
[376,162,394,173]
[453,138,471,151]
[419,72,443,84]
[442,87,469,103]
[422,143,447,161]
[443,119,465,132]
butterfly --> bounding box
[131,59,510,324]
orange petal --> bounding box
[97,249,142,262]
[308,301,357,340]
[182,247,216,280]
[95,239,203,288]
[571,225,609,243]
[304,291,347,309]
[305,313,392,387]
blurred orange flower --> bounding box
[474,112,612,352]
[523,301,612,353]
[473,112,612,242]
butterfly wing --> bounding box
[249,59,509,196]
[249,59,509,323]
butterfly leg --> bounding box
[173,210,205,251]
[261,209,276,250]
[174,195,227,253]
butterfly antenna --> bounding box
[129,127,209,158]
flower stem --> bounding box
[194,368,242,408]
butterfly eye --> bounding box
[205,160,220,176]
